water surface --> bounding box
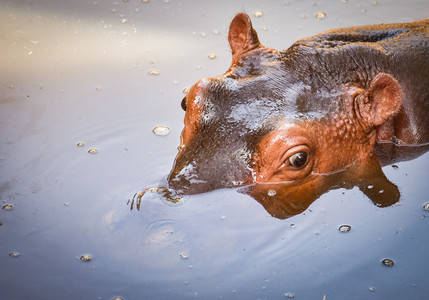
[1,0,429,299]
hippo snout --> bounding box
[167,148,254,195]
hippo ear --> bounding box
[355,73,402,132]
[228,13,261,59]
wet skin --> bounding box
[167,13,429,216]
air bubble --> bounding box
[267,189,276,196]
[338,225,351,232]
[369,287,376,292]
[153,126,170,136]
[180,253,188,259]
[254,11,263,17]
[88,148,98,154]
[261,26,268,31]
[367,185,374,189]
[423,202,429,211]
[290,224,296,228]
[213,30,220,35]
[315,12,326,20]
[381,258,394,267]
[80,254,92,262]
[148,69,160,75]
[2,204,13,211]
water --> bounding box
[1,0,429,299]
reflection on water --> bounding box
[1,0,429,299]
[244,143,429,219]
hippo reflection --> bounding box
[167,13,429,217]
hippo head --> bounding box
[168,13,403,198]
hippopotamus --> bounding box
[167,13,429,214]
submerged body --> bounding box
[168,14,429,204]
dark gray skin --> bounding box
[168,13,429,199]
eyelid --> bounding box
[279,145,311,169]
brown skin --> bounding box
[168,13,429,217]
[253,72,402,185]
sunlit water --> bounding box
[1,0,429,299]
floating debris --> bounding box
[141,0,150,2]
[339,224,351,232]
[423,202,429,211]
[267,189,276,197]
[369,287,376,292]
[112,297,124,300]
[372,0,378,4]
[76,142,84,147]
[208,54,216,59]
[121,18,127,23]
[284,292,295,298]
[148,69,160,75]
[392,165,399,169]
[381,258,394,267]
[290,224,296,228]
[254,11,263,17]
[9,252,20,257]
[261,26,268,31]
[153,126,170,136]
[315,12,326,20]
[2,204,13,211]
[179,253,188,260]
[213,30,220,35]
[220,216,227,220]
[129,187,182,211]
[361,9,367,13]
[80,254,92,262]
[88,148,98,154]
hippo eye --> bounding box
[181,97,187,111]
[288,152,308,168]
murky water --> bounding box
[1,0,429,299]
